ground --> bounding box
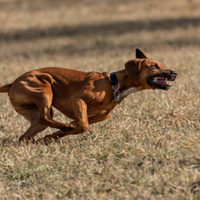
[0,0,200,199]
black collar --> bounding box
[110,72,118,86]
[110,72,124,104]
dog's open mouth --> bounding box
[147,73,174,90]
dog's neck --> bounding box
[113,70,142,98]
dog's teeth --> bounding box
[166,80,172,86]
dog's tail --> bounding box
[0,83,12,93]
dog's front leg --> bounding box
[37,97,89,142]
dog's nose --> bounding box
[171,70,177,77]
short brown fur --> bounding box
[0,49,177,143]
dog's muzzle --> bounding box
[147,70,177,90]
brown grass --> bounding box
[1,0,200,199]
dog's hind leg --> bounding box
[9,72,73,141]
[19,122,48,143]
[10,78,73,132]
[12,105,50,142]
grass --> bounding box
[1,0,200,199]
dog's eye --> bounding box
[151,65,158,69]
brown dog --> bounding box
[0,49,177,143]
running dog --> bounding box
[0,49,177,143]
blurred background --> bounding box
[0,0,200,76]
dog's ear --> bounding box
[125,59,141,80]
[136,48,148,59]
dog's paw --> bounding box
[19,136,35,145]
[60,125,74,132]
[60,126,67,132]
[36,138,52,145]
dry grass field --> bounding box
[1,0,200,199]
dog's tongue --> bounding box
[157,79,168,85]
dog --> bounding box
[0,48,177,143]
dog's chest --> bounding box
[121,87,138,97]
[87,102,115,117]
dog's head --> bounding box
[125,48,177,90]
